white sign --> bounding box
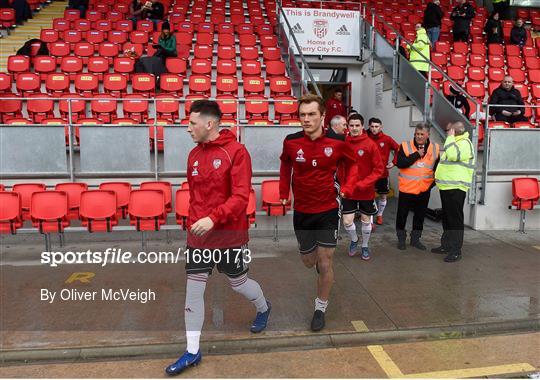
[283,8,360,56]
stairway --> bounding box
[0,1,66,71]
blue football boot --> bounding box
[165,351,202,376]
[361,247,371,261]
[250,300,271,333]
[348,239,359,257]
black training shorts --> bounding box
[341,198,378,216]
[185,245,250,278]
[293,208,340,254]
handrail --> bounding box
[369,10,481,113]
[276,0,323,98]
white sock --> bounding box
[377,199,387,216]
[315,297,328,312]
[343,221,358,242]
[361,220,372,248]
[185,273,208,354]
[228,274,268,313]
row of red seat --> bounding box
[0,93,300,124]
[0,180,291,234]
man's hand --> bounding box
[512,110,521,116]
[501,110,512,117]
[447,127,455,136]
[386,162,394,169]
[418,147,425,156]
[190,217,214,237]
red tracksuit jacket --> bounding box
[324,98,346,127]
[186,129,250,248]
[339,133,385,201]
[367,130,400,178]
[279,130,359,214]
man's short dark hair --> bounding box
[348,113,364,125]
[415,122,431,132]
[368,117,382,125]
[298,93,326,115]
[189,99,222,121]
[334,88,343,93]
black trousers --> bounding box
[494,113,528,124]
[453,30,469,42]
[493,1,509,19]
[440,189,466,254]
[396,190,431,237]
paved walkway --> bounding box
[1,200,539,357]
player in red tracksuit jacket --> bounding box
[279,94,359,333]
[166,100,270,376]
[324,88,346,128]
[367,117,400,226]
[339,114,384,261]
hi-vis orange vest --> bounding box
[398,139,440,195]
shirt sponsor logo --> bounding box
[296,149,306,162]
[357,149,364,156]
[380,142,385,147]
[213,159,222,169]
[324,147,333,157]
[192,160,199,176]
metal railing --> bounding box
[276,0,323,97]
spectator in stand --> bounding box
[488,76,528,123]
[324,88,346,128]
[423,0,444,45]
[11,0,31,24]
[492,0,509,20]
[129,0,145,27]
[153,21,177,60]
[143,0,164,27]
[450,0,475,42]
[446,85,471,119]
[484,11,503,44]
[408,24,431,78]
[68,0,88,18]
[510,18,527,47]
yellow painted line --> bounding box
[404,363,536,378]
[351,320,369,332]
[367,345,405,378]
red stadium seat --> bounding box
[217,45,237,60]
[64,9,80,20]
[30,191,70,233]
[95,19,113,34]
[470,43,486,56]
[465,81,485,100]
[452,41,468,54]
[265,60,286,77]
[191,58,213,75]
[73,42,94,63]
[7,55,30,78]
[468,54,486,67]
[449,52,467,67]
[528,70,540,84]
[75,73,99,97]
[140,181,172,213]
[216,75,238,95]
[123,94,149,123]
[262,47,281,62]
[132,73,156,96]
[466,67,485,82]
[260,35,277,48]
[0,95,22,122]
[103,73,128,97]
[261,179,291,239]
[513,121,535,129]
[137,20,154,33]
[91,94,118,123]
[431,52,447,68]
[196,21,214,34]
[243,76,265,95]
[240,46,259,60]
[525,56,540,70]
[49,42,71,64]
[86,11,102,23]
[239,33,257,47]
[193,44,213,60]
[488,55,505,68]
[0,192,22,234]
[73,19,92,34]
[241,60,262,76]
[274,95,298,121]
[108,30,128,45]
[0,73,12,94]
[15,73,40,96]
[5,118,32,125]
[175,188,190,229]
[196,32,214,46]
[59,94,86,122]
[87,56,109,80]
[488,43,504,56]
[245,95,269,118]
[13,183,46,221]
[40,29,59,43]
[64,30,82,46]
[130,30,149,45]
[505,44,521,57]
[507,56,524,69]
[60,56,83,80]
[129,189,166,231]
[447,65,465,83]
[166,57,187,75]
[513,83,529,100]
[113,57,135,77]
[488,67,505,82]
[80,190,118,232]
[218,33,235,46]
[511,177,540,210]
[0,8,15,30]
[217,59,237,76]
[156,94,180,121]
[508,68,526,83]
[188,74,211,95]
[147,119,168,151]
[99,182,132,219]
[522,46,537,57]
[55,182,88,220]
[115,20,133,33]
[27,94,54,123]
[98,43,120,63]
[434,41,451,54]
[52,18,70,34]
[216,95,238,118]
[160,74,184,96]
